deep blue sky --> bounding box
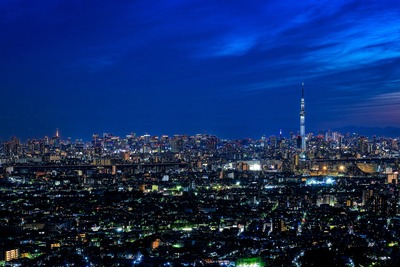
[1,0,400,140]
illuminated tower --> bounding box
[54,128,60,148]
[300,82,306,151]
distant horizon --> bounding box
[3,125,400,143]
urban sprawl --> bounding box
[1,129,400,266]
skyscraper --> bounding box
[300,82,306,151]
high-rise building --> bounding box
[53,128,61,148]
[300,82,306,151]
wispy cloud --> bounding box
[201,34,258,57]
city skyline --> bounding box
[1,0,400,140]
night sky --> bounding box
[1,0,400,140]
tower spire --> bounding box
[300,82,306,151]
